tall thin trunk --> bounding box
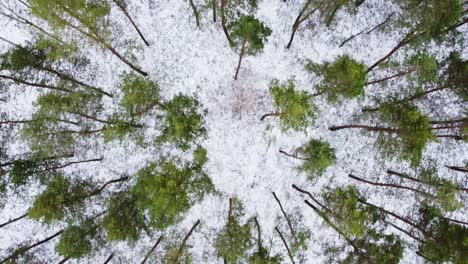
[445,166,468,173]
[0,74,73,93]
[358,199,430,237]
[291,184,333,215]
[366,31,415,73]
[260,112,281,121]
[189,0,201,27]
[37,65,113,98]
[340,12,394,47]
[212,0,217,22]
[272,192,297,241]
[141,236,164,264]
[174,220,201,263]
[386,221,424,243]
[304,200,374,264]
[58,257,70,264]
[286,0,317,49]
[348,174,434,197]
[365,67,416,85]
[234,39,247,80]
[104,254,114,264]
[253,217,262,251]
[329,124,400,133]
[220,0,233,46]
[52,8,147,76]
[87,176,129,197]
[275,227,295,264]
[35,157,103,173]
[0,213,28,228]
[405,85,450,101]
[0,230,64,264]
[429,118,466,125]
[112,0,150,46]
[279,150,308,161]
[436,134,464,140]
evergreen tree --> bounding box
[230,15,271,80]
[261,79,317,132]
[101,191,146,242]
[330,102,436,166]
[29,0,147,75]
[55,221,97,259]
[133,148,214,230]
[214,198,253,263]
[306,55,367,102]
[366,0,465,72]
[28,174,93,224]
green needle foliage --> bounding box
[417,204,468,263]
[133,147,214,230]
[156,94,207,151]
[230,15,271,79]
[214,198,253,264]
[319,0,360,28]
[307,55,367,102]
[296,139,336,180]
[230,15,272,54]
[321,186,379,237]
[55,221,97,259]
[28,174,93,224]
[118,73,162,117]
[396,0,464,42]
[9,159,42,186]
[267,79,317,132]
[101,192,145,242]
[446,52,468,101]
[375,102,436,167]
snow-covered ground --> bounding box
[0,0,466,263]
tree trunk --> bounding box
[291,184,333,215]
[212,0,217,22]
[366,31,415,73]
[339,12,394,47]
[0,230,64,264]
[429,118,466,125]
[174,220,201,263]
[58,257,70,264]
[304,200,374,264]
[253,217,262,251]
[436,134,464,140]
[286,0,314,49]
[112,0,150,46]
[358,199,431,237]
[87,176,129,197]
[279,150,308,161]
[220,0,233,46]
[365,67,416,85]
[329,124,400,133]
[0,213,28,228]
[272,192,297,241]
[445,166,468,173]
[188,0,201,27]
[141,236,164,264]
[104,254,114,264]
[36,157,103,173]
[260,112,281,121]
[234,39,247,80]
[53,8,148,76]
[37,65,113,97]
[348,174,434,198]
[0,74,73,93]
[386,221,424,243]
[275,227,295,264]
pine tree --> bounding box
[55,221,97,259]
[28,174,93,224]
[230,15,271,80]
[214,198,254,263]
[261,79,317,132]
[366,0,465,73]
[133,148,214,230]
[330,102,436,166]
[29,0,148,75]
[306,55,367,102]
[280,139,336,181]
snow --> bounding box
[0,0,467,263]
